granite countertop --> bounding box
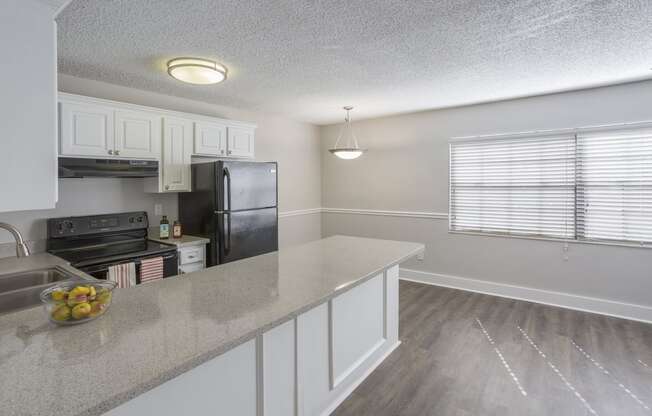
[147,228,210,247]
[0,235,423,416]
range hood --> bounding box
[58,158,159,178]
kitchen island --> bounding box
[0,235,423,416]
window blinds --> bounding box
[450,135,576,239]
[576,128,652,244]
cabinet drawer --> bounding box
[179,246,204,265]
[179,262,204,275]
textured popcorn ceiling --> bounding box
[57,0,652,125]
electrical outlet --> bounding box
[154,203,163,216]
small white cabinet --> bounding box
[178,244,206,274]
[114,110,161,159]
[227,126,255,158]
[59,100,160,159]
[59,101,115,157]
[194,121,227,156]
[161,117,193,192]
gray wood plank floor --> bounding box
[333,281,652,416]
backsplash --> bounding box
[0,178,177,258]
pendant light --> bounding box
[329,106,367,160]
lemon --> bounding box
[51,290,66,302]
[51,304,71,321]
[71,302,91,320]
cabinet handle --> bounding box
[221,150,225,155]
[188,255,195,259]
[227,150,232,155]
[165,185,170,190]
[108,149,114,155]
[115,150,120,155]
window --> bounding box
[577,128,652,244]
[449,126,652,246]
[450,134,576,239]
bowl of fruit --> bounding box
[40,281,116,325]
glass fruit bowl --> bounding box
[40,280,116,325]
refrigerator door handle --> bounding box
[222,166,232,256]
[223,166,231,211]
[224,212,231,255]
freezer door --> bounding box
[217,207,278,264]
[219,161,277,211]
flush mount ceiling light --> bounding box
[329,106,367,160]
[167,58,227,85]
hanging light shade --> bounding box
[329,106,367,160]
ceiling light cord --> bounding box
[334,106,360,149]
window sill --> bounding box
[448,230,650,250]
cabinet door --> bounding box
[263,320,296,416]
[227,126,255,158]
[114,110,161,159]
[194,121,227,156]
[59,101,114,157]
[105,339,257,416]
[162,117,192,192]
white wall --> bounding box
[321,80,652,321]
[0,0,57,213]
[0,75,322,256]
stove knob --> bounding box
[129,217,135,223]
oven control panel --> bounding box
[47,212,149,237]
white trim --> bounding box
[288,207,649,250]
[449,230,651,250]
[322,207,448,220]
[319,341,401,416]
[331,339,385,390]
[450,120,652,143]
[400,268,652,324]
[278,208,323,218]
[58,92,257,129]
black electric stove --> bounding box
[47,212,178,281]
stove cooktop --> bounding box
[53,239,176,268]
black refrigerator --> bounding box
[179,161,278,266]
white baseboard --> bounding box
[321,341,401,416]
[400,268,652,324]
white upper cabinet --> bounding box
[161,117,193,192]
[114,110,161,159]
[194,121,227,156]
[59,101,115,157]
[57,93,256,193]
[227,126,255,158]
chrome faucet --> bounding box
[0,223,30,257]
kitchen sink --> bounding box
[0,267,89,315]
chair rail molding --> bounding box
[322,208,448,220]
[278,208,449,220]
[278,208,323,218]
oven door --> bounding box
[77,251,179,283]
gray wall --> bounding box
[321,80,652,310]
[0,75,322,256]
